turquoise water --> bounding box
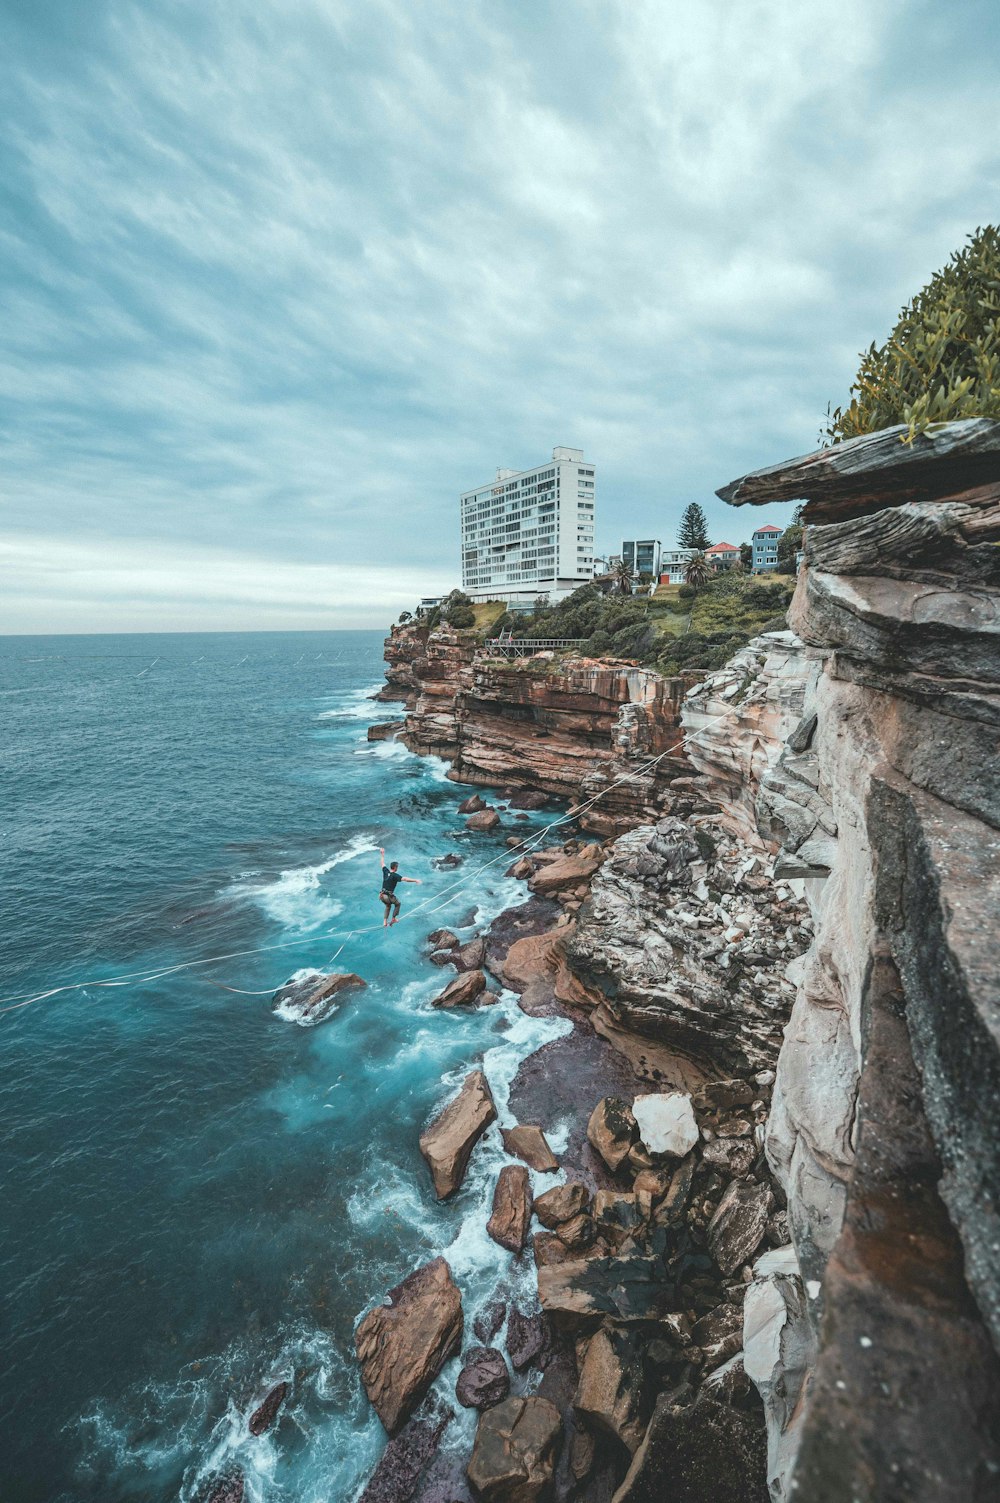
[1,632,570,1503]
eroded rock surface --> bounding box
[487,1166,532,1254]
[467,1396,562,1503]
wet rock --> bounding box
[431,970,488,1010]
[355,1258,463,1435]
[487,1166,532,1254]
[248,1381,288,1436]
[456,1348,510,1411]
[205,1472,244,1503]
[427,929,459,951]
[358,1403,453,1502]
[534,1181,591,1229]
[433,853,464,870]
[506,1306,549,1371]
[467,809,501,832]
[586,1097,638,1172]
[707,1181,772,1276]
[467,1396,562,1503]
[473,1296,508,1345]
[656,1155,697,1223]
[701,1354,756,1411]
[458,794,487,814]
[271,971,366,1024]
[631,1168,674,1207]
[694,1079,756,1113]
[613,1395,768,1502]
[507,857,535,880]
[632,1092,698,1159]
[453,935,487,972]
[501,1124,559,1173]
[420,1071,497,1199]
[573,1324,650,1456]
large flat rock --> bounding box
[355,1258,463,1435]
[420,1070,497,1199]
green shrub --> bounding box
[825,225,1000,443]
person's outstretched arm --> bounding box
[379,847,385,865]
[401,875,422,884]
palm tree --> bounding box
[609,556,635,596]
[684,553,711,594]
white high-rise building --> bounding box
[460,446,596,607]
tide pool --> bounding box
[0,631,570,1503]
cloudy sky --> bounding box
[2,0,998,632]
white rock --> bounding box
[632,1092,698,1159]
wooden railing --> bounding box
[484,635,589,659]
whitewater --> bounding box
[0,630,570,1503]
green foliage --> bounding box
[825,225,1000,444]
[678,502,711,551]
[684,553,711,592]
[447,606,476,628]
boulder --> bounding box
[586,1097,638,1172]
[592,1191,644,1249]
[354,1258,463,1435]
[453,935,487,972]
[487,1166,532,1254]
[205,1473,244,1503]
[467,809,501,832]
[506,1305,549,1371]
[707,1181,772,1276]
[701,1138,758,1177]
[556,1213,597,1252]
[431,970,488,1009]
[467,1396,563,1503]
[538,1255,673,1328]
[433,852,464,869]
[271,971,366,1024]
[427,929,459,950]
[501,1124,559,1173]
[458,794,487,814]
[420,1071,497,1199]
[248,1381,288,1436]
[612,1396,768,1503]
[456,1347,510,1411]
[534,1182,591,1229]
[357,1403,453,1503]
[632,1092,699,1159]
[573,1325,649,1456]
[701,1354,756,1411]
[529,851,602,895]
[691,1303,745,1370]
[742,1254,815,1503]
[473,1297,508,1345]
[508,790,549,809]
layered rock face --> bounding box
[381,625,698,835]
[719,420,1000,1498]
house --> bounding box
[751,524,782,572]
[658,547,698,585]
[621,538,662,580]
[705,541,741,572]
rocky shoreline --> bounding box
[338,768,812,1503]
[347,419,1000,1503]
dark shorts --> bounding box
[380,889,401,910]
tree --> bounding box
[678,503,711,551]
[608,557,635,596]
[684,553,711,594]
[739,542,753,569]
[776,524,804,575]
[825,225,1000,444]
[397,610,413,624]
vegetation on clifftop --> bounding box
[488,571,794,676]
[825,225,1000,443]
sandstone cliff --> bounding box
[379,626,701,836]
[708,420,1000,1499]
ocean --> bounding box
[0,631,570,1503]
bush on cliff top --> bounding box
[825,224,1000,444]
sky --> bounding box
[2,0,999,633]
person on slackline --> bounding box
[378,846,422,926]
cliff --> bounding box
[700,420,1000,1498]
[379,625,701,837]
